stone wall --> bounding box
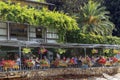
[0,67,120,79]
[27,67,120,78]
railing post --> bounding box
[7,22,10,40]
[84,48,86,57]
[19,44,22,71]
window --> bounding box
[9,23,28,40]
[36,28,42,38]
[47,29,58,39]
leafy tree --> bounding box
[78,0,114,36]
[36,0,46,2]
[46,0,103,15]
[46,0,87,15]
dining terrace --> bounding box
[0,40,119,79]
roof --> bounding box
[25,0,55,6]
[2,21,46,29]
[0,39,119,49]
[0,40,40,47]
[40,43,120,49]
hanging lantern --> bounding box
[92,49,98,54]
[22,48,31,54]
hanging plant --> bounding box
[91,49,98,54]
[40,47,47,54]
[57,49,66,54]
[22,48,31,54]
[113,49,119,54]
[103,49,110,53]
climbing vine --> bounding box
[0,1,79,42]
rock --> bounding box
[103,73,118,80]
[113,73,120,78]
[87,77,107,80]
[95,78,107,80]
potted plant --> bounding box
[2,60,15,70]
[40,59,50,67]
[24,60,34,67]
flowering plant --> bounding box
[2,60,15,68]
[40,59,50,67]
[98,58,106,64]
[24,60,34,67]
[39,48,47,54]
[40,60,48,65]
[111,57,118,63]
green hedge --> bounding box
[66,30,120,44]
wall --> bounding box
[0,22,7,40]
[0,22,58,43]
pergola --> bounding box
[40,43,120,49]
[40,43,120,58]
[0,39,119,70]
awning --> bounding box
[0,40,40,47]
[40,43,120,49]
[0,40,119,49]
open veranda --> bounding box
[0,40,120,72]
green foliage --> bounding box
[36,0,46,2]
[78,0,114,36]
[56,49,66,54]
[0,1,79,42]
[66,30,120,44]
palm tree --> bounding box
[78,0,114,36]
[33,0,46,2]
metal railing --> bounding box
[0,61,119,72]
